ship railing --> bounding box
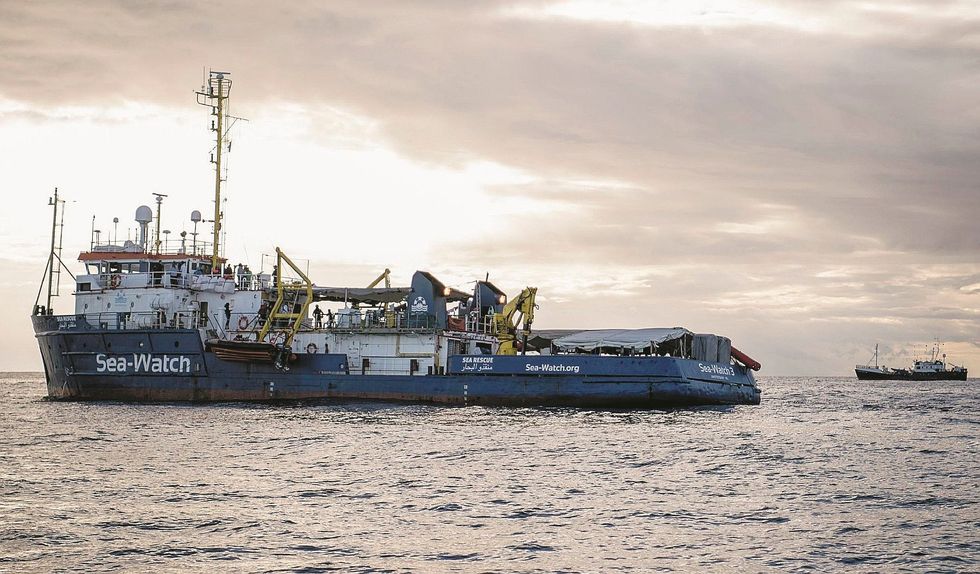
[298,310,437,331]
[90,240,215,257]
[97,271,194,290]
[209,309,440,337]
[465,313,496,335]
[32,310,207,333]
[34,308,450,336]
[91,270,259,292]
[174,308,448,341]
[310,310,437,331]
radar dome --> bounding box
[191,210,202,223]
[135,205,153,223]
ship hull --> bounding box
[855,368,968,381]
[35,325,760,407]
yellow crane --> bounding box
[493,287,537,355]
[366,268,391,289]
[257,247,314,349]
[366,268,395,327]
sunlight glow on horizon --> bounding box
[1,98,568,279]
[504,0,980,37]
[504,0,827,31]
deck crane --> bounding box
[366,268,391,289]
[493,287,537,355]
[367,268,394,326]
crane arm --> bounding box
[493,287,537,355]
[366,268,391,289]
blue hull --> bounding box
[34,325,761,407]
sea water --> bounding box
[1,374,977,573]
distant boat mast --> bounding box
[196,71,233,270]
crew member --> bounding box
[313,304,324,329]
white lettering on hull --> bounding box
[460,356,494,372]
[96,353,192,374]
[698,363,736,377]
[525,363,581,374]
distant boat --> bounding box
[855,342,968,381]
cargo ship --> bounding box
[31,71,762,407]
[855,343,968,381]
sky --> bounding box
[1,0,978,375]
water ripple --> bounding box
[2,374,978,572]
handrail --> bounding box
[88,240,216,257]
[85,270,258,292]
[32,310,203,332]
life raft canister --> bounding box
[731,346,762,371]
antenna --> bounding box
[152,193,168,254]
[195,70,239,270]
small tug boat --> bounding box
[855,343,968,381]
[30,71,762,407]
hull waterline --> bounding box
[36,326,761,407]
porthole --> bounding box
[174,340,180,348]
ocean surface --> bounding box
[1,374,977,573]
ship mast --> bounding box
[196,71,233,270]
[46,188,62,312]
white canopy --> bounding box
[552,327,693,352]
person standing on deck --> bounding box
[313,305,324,330]
[257,301,269,327]
[242,265,253,290]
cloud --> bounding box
[1,0,978,374]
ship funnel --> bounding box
[135,205,152,251]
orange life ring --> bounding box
[238,316,250,330]
[109,274,121,289]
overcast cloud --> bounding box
[1,0,977,373]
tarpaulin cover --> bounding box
[552,327,693,352]
[692,333,732,363]
[311,286,471,305]
[311,287,411,304]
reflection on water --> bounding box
[1,375,977,572]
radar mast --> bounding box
[196,70,233,270]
